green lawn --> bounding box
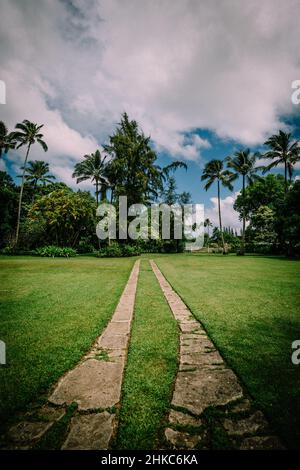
[155,253,300,449]
[1,253,300,449]
[116,259,178,449]
[0,256,134,429]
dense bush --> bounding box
[77,238,96,254]
[34,246,77,258]
[97,242,122,258]
[0,245,15,255]
[28,189,97,247]
[121,244,141,257]
[0,246,34,255]
[97,242,141,258]
[160,239,185,253]
[245,242,272,254]
[135,239,164,253]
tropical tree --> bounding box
[21,160,55,201]
[73,149,109,204]
[262,130,300,192]
[234,174,285,219]
[0,171,18,247]
[162,176,178,205]
[201,159,235,254]
[0,121,15,158]
[226,149,259,255]
[281,181,300,256]
[12,120,48,245]
[234,174,285,254]
[104,113,187,206]
[204,218,213,252]
[28,189,96,247]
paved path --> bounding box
[3,260,140,450]
[150,260,284,450]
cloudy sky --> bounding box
[1,0,300,229]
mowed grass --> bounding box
[0,256,134,428]
[155,253,300,448]
[116,260,178,450]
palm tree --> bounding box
[262,130,300,192]
[72,149,109,204]
[201,159,235,254]
[226,149,259,255]
[0,121,16,158]
[21,160,55,201]
[204,218,213,252]
[13,120,48,245]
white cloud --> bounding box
[205,192,242,232]
[1,0,300,188]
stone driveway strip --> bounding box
[150,260,284,450]
[46,259,140,449]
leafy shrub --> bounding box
[135,239,164,253]
[97,242,141,258]
[0,245,15,255]
[121,245,141,257]
[161,239,185,253]
[0,246,37,256]
[35,246,77,258]
[97,242,123,258]
[245,242,274,255]
[77,238,96,254]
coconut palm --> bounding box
[13,120,48,245]
[201,160,235,254]
[262,130,300,192]
[226,149,259,255]
[204,218,213,252]
[0,121,16,158]
[72,149,109,204]
[21,160,55,201]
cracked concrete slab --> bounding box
[50,359,124,409]
[7,421,53,445]
[169,410,203,428]
[172,367,243,416]
[223,410,269,437]
[165,428,202,449]
[62,412,115,450]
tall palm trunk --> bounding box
[207,226,210,253]
[15,143,31,246]
[95,180,99,205]
[241,174,246,255]
[95,180,101,249]
[284,159,288,193]
[217,179,226,254]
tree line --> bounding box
[201,131,300,255]
[0,113,188,254]
[0,114,299,255]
